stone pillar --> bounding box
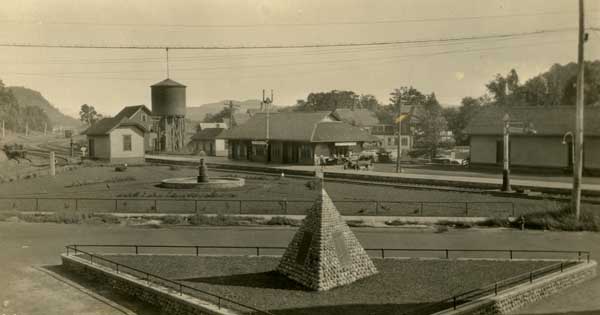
[197,158,208,183]
[49,151,56,176]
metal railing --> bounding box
[403,260,581,315]
[65,244,590,315]
[66,244,591,262]
[0,196,516,217]
[65,245,275,315]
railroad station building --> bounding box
[465,106,600,174]
[218,111,378,164]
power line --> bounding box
[4,38,573,80]
[0,33,557,66]
[0,28,575,50]
[0,10,595,29]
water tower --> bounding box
[151,78,186,152]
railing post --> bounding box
[74,245,78,254]
[75,199,78,211]
[154,199,158,212]
[135,245,139,255]
[381,248,385,259]
[35,198,39,211]
[561,263,563,272]
[374,201,379,216]
[420,202,424,216]
[115,199,118,211]
[239,200,243,214]
[194,200,198,213]
[509,250,513,260]
[445,249,449,259]
[196,246,199,256]
[578,251,581,261]
[116,264,119,273]
[66,246,69,255]
[529,272,533,283]
[587,253,590,263]
[494,283,498,295]
[256,247,260,256]
[283,199,288,214]
[465,202,468,216]
[511,203,516,217]
[218,297,221,309]
[453,296,457,310]
[179,283,182,296]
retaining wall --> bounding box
[436,260,597,315]
[61,254,238,315]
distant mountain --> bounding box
[8,86,81,128]
[187,99,262,122]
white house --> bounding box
[83,117,148,163]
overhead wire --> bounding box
[0,28,576,50]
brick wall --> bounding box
[436,260,597,315]
[61,254,239,315]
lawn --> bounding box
[95,255,557,315]
[0,164,597,217]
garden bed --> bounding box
[95,254,557,315]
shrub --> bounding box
[515,205,600,231]
[0,210,20,221]
[477,217,509,227]
[305,179,319,190]
[346,219,368,227]
[266,216,302,226]
[169,165,181,171]
[189,214,261,226]
[161,215,188,225]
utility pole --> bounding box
[228,100,235,128]
[395,100,402,173]
[573,0,586,220]
[502,114,511,192]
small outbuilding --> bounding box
[189,128,227,156]
[83,117,148,164]
[113,105,155,152]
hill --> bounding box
[8,86,81,128]
[187,99,262,122]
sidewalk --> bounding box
[145,154,600,196]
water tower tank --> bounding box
[151,78,186,117]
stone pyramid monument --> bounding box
[277,170,378,291]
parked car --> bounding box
[343,155,374,170]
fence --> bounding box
[65,244,590,315]
[0,197,516,217]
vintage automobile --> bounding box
[343,154,374,170]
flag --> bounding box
[395,113,409,123]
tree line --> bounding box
[203,61,599,156]
[0,80,52,134]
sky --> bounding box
[0,0,599,117]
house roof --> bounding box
[218,111,377,142]
[191,128,225,141]
[311,122,379,142]
[83,117,148,136]
[465,106,600,136]
[114,105,151,121]
[333,108,379,126]
[151,78,186,87]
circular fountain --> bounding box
[159,158,245,189]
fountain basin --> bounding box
[159,177,245,189]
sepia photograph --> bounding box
[1,1,600,314]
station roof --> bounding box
[83,117,148,136]
[218,111,378,143]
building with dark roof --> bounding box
[465,106,600,173]
[83,117,148,163]
[113,105,155,151]
[218,111,378,164]
[189,127,227,156]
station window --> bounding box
[123,135,132,151]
